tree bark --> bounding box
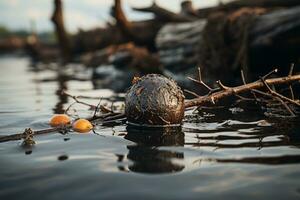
[51,0,71,63]
[132,2,196,22]
[185,74,300,108]
[196,0,300,18]
[111,0,162,50]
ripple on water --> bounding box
[1,56,300,200]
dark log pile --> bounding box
[157,5,300,85]
[156,20,207,72]
[6,0,298,88]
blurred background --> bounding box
[1,2,300,200]
[0,0,221,33]
[0,0,299,94]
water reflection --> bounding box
[58,154,69,161]
[2,57,300,199]
[53,74,68,114]
[124,125,185,174]
[212,154,300,165]
[25,150,32,155]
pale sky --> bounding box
[0,0,222,33]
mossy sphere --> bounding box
[125,74,185,127]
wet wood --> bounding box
[111,0,162,49]
[156,5,300,80]
[250,5,300,46]
[132,1,196,22]
[156,20,206,71]
[184,74,300,108]
[51,0,71,62]
[196,0,300,18]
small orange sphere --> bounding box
[72,119,93,133]
[50,114,71,127]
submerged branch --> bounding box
[0,127,68,143]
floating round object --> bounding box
[72,119,93,133]
[49,114,71,127]
[125,74,185,127]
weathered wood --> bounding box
[51,0,71,62]
[111,0,162,49]
[185,74,300,108]
[72,26,127,54]
[156,20,206,71]
[248,6,300,77]
[156,6,300,81]
[196,0,300,18]
[180,1,199,17]
[132,2,196,22]
[250,6,300,46]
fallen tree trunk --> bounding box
[156,20,207,71]
[156,6,300,83]
[71,26,127,54]
[132,1,196,22]
[111,0,166,50]
[196,0,300,18]
[248,6,300,77]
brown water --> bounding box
[0,56,300,200]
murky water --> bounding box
[0,56,300,200]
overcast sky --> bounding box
[0,0,223,33]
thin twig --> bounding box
[262,68,278,79]
[260,77,295,116]
[92,98,102,118]
[216,80,229,90]
[187,66,213,92]
[185,74,300,108]
[288,63,295,100]
[62,90,96,109]
[260,77,300,107]
[184,89,200,97]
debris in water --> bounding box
[49,114,71,127]
[72,119,93,133]
[125,74,185,126]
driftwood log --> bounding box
[47,0,194,61]
[195,0,300,18]
[24,0,300,76]
[156,5,300,83]
[156,20,206,72]
[132,1,197,22]
[111,0,198,50]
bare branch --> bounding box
[288,63,295,100]
[260,77,300,107]
[185,74,300,108]
[184,89,200,97]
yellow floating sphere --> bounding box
[72,119,93,133]
[50,114,71,127]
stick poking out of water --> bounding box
[185,68,300,108]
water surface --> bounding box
[0,56,300,200]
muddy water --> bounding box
[0,56,300,200]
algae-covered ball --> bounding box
[125,74,185,126]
